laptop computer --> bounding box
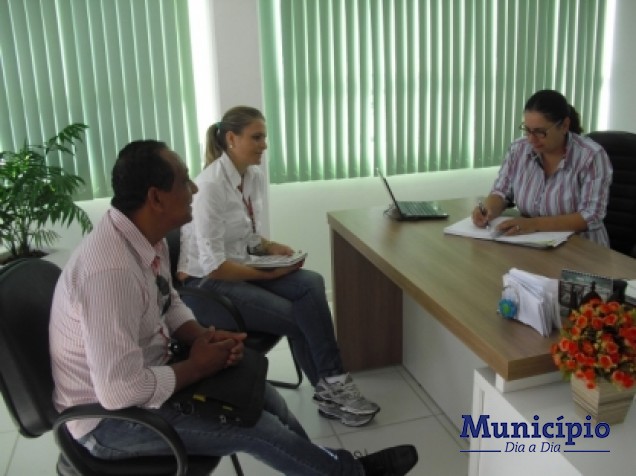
[377,169,449,220]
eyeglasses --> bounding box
[519,120,562,139]
[156,275,172,315]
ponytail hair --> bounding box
[204,106,265,167]
[524,89,583,134]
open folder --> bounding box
[444,216,573,248]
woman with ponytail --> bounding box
[177,106,381,427]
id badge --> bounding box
[247,232,262,254]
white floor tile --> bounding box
[436,412,469,451]
[0,395,17,433]
[398,366,444,415]
[0,431,17,476]
[329,367,434,435]
[266,343,302,388]
[7,432,58,476]
[275,384,336,440]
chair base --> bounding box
[266,337,304,390]
[56,454,78,476]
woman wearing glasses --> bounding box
[472,89,612,246]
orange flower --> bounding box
[623,375,635,389]
[576,315,588,328]
[591,317,604,330]
[597,354,614,371]
[605,341,619,354]
[604,313,618,326]
[582,340,595,356]
[606,301,621,313]
[558,337,571,352]
[551,301,636,390]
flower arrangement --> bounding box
[551,299,636,390]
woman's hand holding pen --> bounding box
[472,195,507,228]
[472,201,492,228]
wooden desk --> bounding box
[328,198,636,381]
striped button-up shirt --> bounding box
[49,208,195,439]
[491,133,612,246]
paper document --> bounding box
[502,268,560,337]
[244,251,308,269]
[444,216,573,248]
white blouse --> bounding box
[178,154,265,277]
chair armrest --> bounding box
[177,286,247,332]
[53,404,188,476]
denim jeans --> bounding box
[80,384,363,475]
[183,269,344,386]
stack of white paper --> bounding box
[502,268,560,337]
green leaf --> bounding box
[0,122,92,258]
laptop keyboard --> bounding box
[398,201,439,216]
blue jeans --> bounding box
[183,269,344,386]
[80,384,363,475]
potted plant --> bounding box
[551,299,636,424]
[0,123,93,263]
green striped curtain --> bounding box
[0,0,199,200]
[259,0,608,183]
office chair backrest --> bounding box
[587,130,636,257]
[0,258,61,437]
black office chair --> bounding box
[587,130,636,258]
[0,258,238,476]
[166,228,303,389]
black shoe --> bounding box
[355,444,418,476]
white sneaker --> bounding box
[316,401,376,427]
[313,373,380,415]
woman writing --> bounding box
[472,89,612,246]
[177,106,379,427]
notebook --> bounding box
[443,216,573,248]
[377,169,449,220]
[244,251,308,268]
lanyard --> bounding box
[222,163,256,233]
[241,193,256,233]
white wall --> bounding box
[606,1,636,132]
[47,0,636,295]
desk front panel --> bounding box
[329,199,636,380]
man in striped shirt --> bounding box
[49,140,418,475]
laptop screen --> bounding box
[377,169,400,209]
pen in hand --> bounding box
[478,201,490,228]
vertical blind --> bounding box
[0,0,199,200]
[259,0,608,183]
